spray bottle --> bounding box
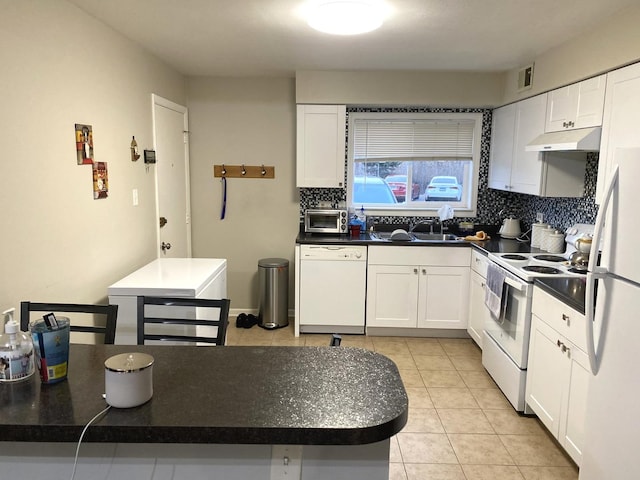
[0,308,35,382]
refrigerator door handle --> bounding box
[586,164,619,375]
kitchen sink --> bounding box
[411,233,460,242]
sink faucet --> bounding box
[409,219,435,234]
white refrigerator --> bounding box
[580,148,640,479]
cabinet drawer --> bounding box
[532,287,586,350]
[471,250,488,277]
[368,246,470,266]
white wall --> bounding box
[0,1,186,316]
[296,70,504,106]
[501,4,640,104]
[187,77,299,311]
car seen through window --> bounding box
[352,176,398,205]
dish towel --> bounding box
[437,204,454,221]
[485,263,506,319]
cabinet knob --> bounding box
[421,268,426,275]
[561,313,570,322]
[413,268,418,274]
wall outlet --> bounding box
[536,212,544,223]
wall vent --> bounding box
[517,64,534,91]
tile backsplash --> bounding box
[300,106,599,233]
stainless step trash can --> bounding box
[258,258,289,329]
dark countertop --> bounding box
[296,231,539,255]
[534,277,587,314]
[297,229,585,313]
[0,344,408,445]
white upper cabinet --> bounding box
[296,104,346,188]
[596,63,640,203]
[545,74,607,132]
[489,93,586,197]
[510,94,548,195]
[489,94,547,195]
[488,103,516,192]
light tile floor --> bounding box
[226,322,579,480]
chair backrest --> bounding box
[136,296,230,346]
[20,302,119,344]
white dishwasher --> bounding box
[299,244,367,334]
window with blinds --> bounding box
[347,112,482,215]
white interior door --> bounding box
[152,94,191,258]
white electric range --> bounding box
[482,224,593,412]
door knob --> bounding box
[161,242,172,252]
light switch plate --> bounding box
[270,445,302,480]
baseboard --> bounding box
[229,308,295,319]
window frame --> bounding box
[346,111,483,217]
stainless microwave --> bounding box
[304,209,348,234]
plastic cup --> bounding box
[349,224,361,237]
[30,317,70,384]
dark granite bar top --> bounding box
[0,345,408,445]
[534,277,587,314]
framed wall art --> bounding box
[75,123,93,165]
[92,162,108,199]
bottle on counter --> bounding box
[0,308,35,382]
[356,206,366,229]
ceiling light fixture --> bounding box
[304,0,389,35]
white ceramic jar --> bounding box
[104,353,154,408]
[531,223,549,248]
[547,231,566,253]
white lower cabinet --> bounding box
[467,250,490,348]
[526,287,591,466]
[366,246,470,331]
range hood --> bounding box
[526,127,601,152]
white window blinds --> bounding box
[352,119,475,161]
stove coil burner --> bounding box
[502,254,528,261]
[567,268,587,275]
[523,265,561,274]
[533,254,565,263]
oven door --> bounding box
[484,270,533,369]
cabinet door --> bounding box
[366,265,418,328]
[573,74,606,129]
[510,94,547,195]
[296,105,346,188]
[546,85,576,132]
[526,315,567,436]
[597,63,640,203]
[488,103,516,191]
[467,270,488,348]
[546,75,606,132]
[560,344,590,466]
[417,266,469,329]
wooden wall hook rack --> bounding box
[213,164,275,179]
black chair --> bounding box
[136,296,230,346]
[20,302,119,344]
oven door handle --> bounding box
[504,277,525,292]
